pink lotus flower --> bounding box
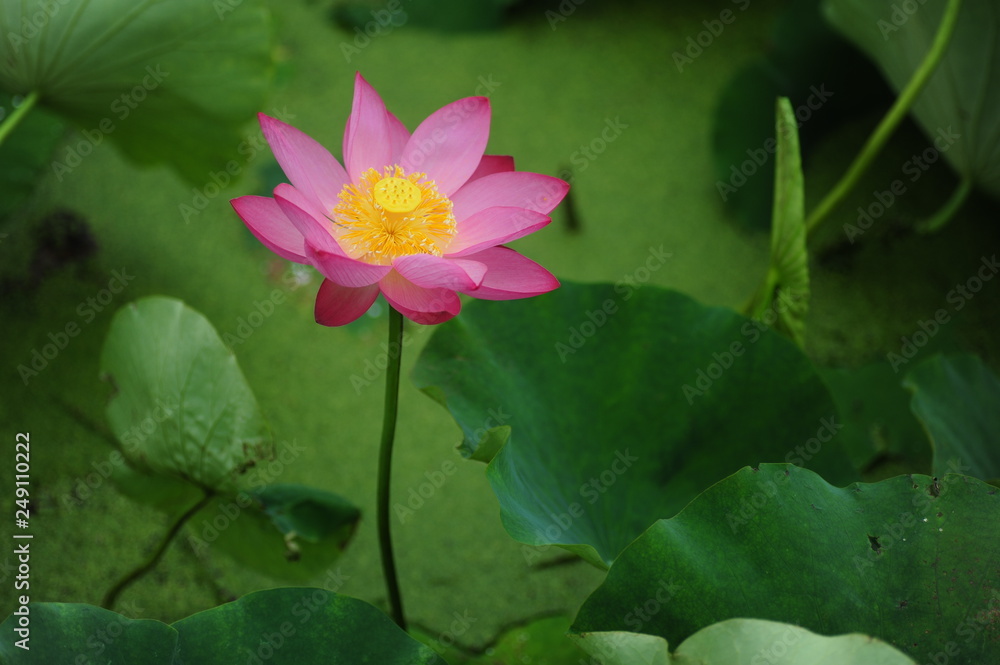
[232,73,568,326]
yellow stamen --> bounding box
[333,165,456,265]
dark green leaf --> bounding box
[413,283,856,568]
[0,603,178,664]
[172,589,445,664]
[905,353,1000,483]
[573,464,1000,665]
[0,593,443,664]
[187,484,361,581]
[819,361,931,475]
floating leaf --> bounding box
[571,620,916,665]
[905,353,1000,483]
[413,283,856,568]
[101,296,272,493]
[188,483,361,581]
[573,464,1000,665]
[0,0,272,183]
[0,591,443,664]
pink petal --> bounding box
[451,172,569,220]
[393,254,486,290]
[344,72,393,182]
[445,206,551,257]
[231,195,307,263]
[386,111,410,164]
[259,113,348,213]
[314,279,380,327]
[467,155,514,182]
[399,96,490,196]
[460,247,559,300]
[379,270,461,325]
[274,184,345,257]
[307,246,391,288]
[274,187,389,286]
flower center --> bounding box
[333,166,456,265]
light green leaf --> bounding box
[570,621,917,665]
[749,96,809,347]
[101,296,272,494]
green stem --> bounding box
[0,91,40,149]
[377,306,407,630]
[102,491,213,610]
[804,0,963,236]
[918,177,973,233]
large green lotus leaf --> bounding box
[824,0,1000,199]
[0,0,272,184]
[819,361,931,474]
[413,283,856,568]
[101,296,273,494]
[0,592,444,664]
[571,620,916,665]
[0,603,179,664]
[573,464,1000,664]
[905,353,1000,483]
[187,483,361,582]
[0,92,64,221]
[172,589,445,664]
